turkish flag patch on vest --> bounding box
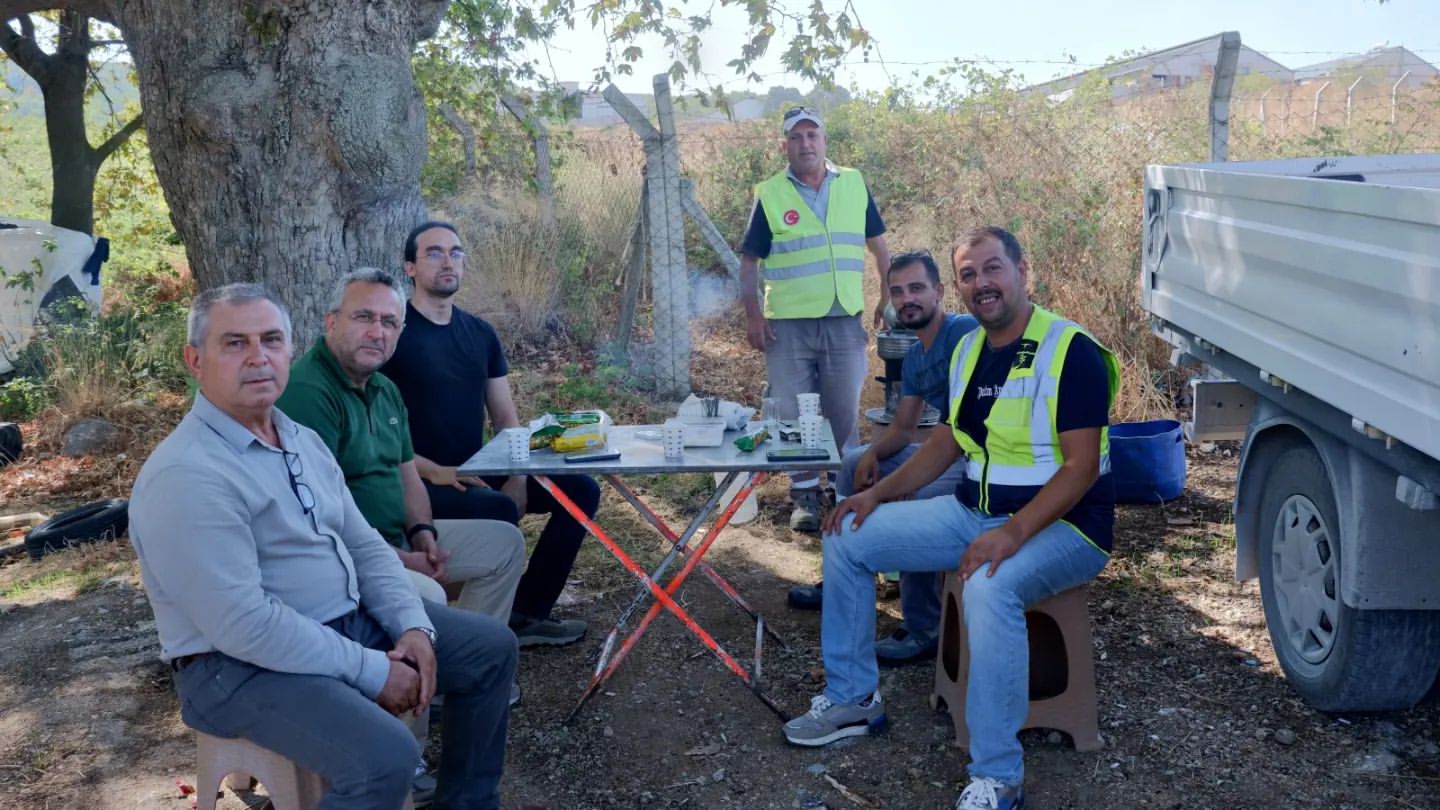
[783,209,800,225]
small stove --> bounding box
[864,328,942,427]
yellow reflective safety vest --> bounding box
[754,167,868,319]
[947,304,1121,522]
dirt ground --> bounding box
[3,445,1440,810]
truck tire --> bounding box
[1258,443,1440,711]
[24,499,129,561]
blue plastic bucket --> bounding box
[1109,419,1186,503]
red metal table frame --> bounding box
[458,423,840,721]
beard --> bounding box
[425,278,460,298]
[897,306,936,330]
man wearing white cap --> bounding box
[738,106,891,531]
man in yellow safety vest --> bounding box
[738,106,892,531]
[783,226,1120,810]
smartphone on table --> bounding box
[765,448,829,462]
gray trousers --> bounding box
[836,442,969,637]
[175,604,517,810]
[765,316,870,489]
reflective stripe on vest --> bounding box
[947,305,1121,512]
[755,168,868,319]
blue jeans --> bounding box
[836,443,968,637]
[821,496,1108,785]
[176,604,517,810]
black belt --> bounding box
[170,652,212,672]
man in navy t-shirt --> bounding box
[382,222,600,648]
[784,227,1118,810]
[787,250,979,666]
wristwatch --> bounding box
[407,626,438,647]
[405,523,438,543]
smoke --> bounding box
[689,268,737,320]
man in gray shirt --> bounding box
[129,283,516,810]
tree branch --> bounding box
[57,9,90,59]
[409,0,450,43]
[88,60,119,117]
[93,114,142,162]
[0,14,51,84]
[0,1,113,24]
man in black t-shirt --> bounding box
[783,227,1119,810]
[382,222,600,648]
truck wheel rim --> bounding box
[1270,494,1339,665]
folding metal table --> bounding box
[458,422,840,720]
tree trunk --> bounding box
[42,12,98,234]
[114,0,448,344]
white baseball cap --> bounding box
[781,106,824,134]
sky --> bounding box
[526,0,1440,94]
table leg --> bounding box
[604,472,727,629]
[605,473,789,651]
[575,471,786,715]
[530,476,787,722]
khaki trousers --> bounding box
[405,519,525,621]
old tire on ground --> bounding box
[24,499,129,561]
[1258,443,1440,711]
[0,421,20,466]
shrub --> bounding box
[20,297,188,416]
[0,376,50,421]
[438,142,639,351]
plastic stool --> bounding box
[929,577,1102,752]
[194,731,415,810]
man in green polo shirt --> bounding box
[277,268,525,621]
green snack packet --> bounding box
[733,429,769,452]
[528,424,566,449]
[553,411,602,427]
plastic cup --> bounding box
[798,414,824,450]
[662,419,686,460]
[797,392,820,417]
[503,427,531,462]
[761,397,780,442]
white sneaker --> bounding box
[955,776,1024,809]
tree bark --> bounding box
[106,0,449,344]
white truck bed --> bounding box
[1142,154,1440,462]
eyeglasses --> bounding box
[348,310,403,331]
[421,247,466,263]
[282,449,316,516]
[783,106,818,121]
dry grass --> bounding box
[436,145,642,352]
[0,540,136,603]
[0,391,188,511]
